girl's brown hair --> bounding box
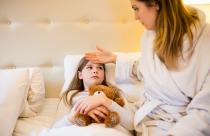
[62,57,107,107]
[138,0,200,69]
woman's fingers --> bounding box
[85,53,101,63]
[96,45,105,52]
[85,52,96,57]
[85,56,100,63]
[85,45,110,63]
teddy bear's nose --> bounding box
[97,91,100,94]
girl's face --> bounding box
[131,0,159,30]
[78,61,105,90]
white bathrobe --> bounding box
[115,10,210,136]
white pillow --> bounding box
[20,67,45,117]
[62,53,143,102]
[61,55,83,95]
[0,69,29,136]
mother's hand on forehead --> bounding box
[85,45,117,64]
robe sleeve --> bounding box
[115,53,142,83]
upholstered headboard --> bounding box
[0,0,209,97]
[0,0,144,97]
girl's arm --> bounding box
[75,95,134,130]
[109,100,135,130]
[52,106,109,128]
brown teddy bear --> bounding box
[73,85,125,127]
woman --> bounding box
[77,0,210,135]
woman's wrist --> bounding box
[111,53,117,64]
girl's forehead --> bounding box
[86,61,103,66]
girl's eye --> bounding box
[87,66,92,69]
[98,66,104,70]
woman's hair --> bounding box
[62,57,107,107]
[138,0,200,69]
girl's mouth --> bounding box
[91,76,99,79]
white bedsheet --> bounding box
[13,98,59,136]
[13,98,134,136]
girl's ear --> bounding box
[156,5,159,11]
[78,71,83,79]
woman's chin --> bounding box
[145,25,156,31]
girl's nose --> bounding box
[93,68,98,73]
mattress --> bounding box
[13,98,60,136]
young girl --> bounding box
[52,57,134,132]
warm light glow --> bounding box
[184,0,210,4]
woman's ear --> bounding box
[155,3,160,11]
[78,71,83,79]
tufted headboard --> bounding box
[0,0,209,97]
[0,0,144,97]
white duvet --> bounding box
[31,124,132,136]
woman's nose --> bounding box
[135,13,140,21]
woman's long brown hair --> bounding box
[138,0,200,69]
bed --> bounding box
[0,0,144,136]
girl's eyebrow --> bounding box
[86,64,92,66]
[97,64,104,67]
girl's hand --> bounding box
[67,108,77,123]
[85,45,117,64]
[74,95,112,114]
[88,106,109,123]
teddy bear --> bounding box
[73,85,125,128]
